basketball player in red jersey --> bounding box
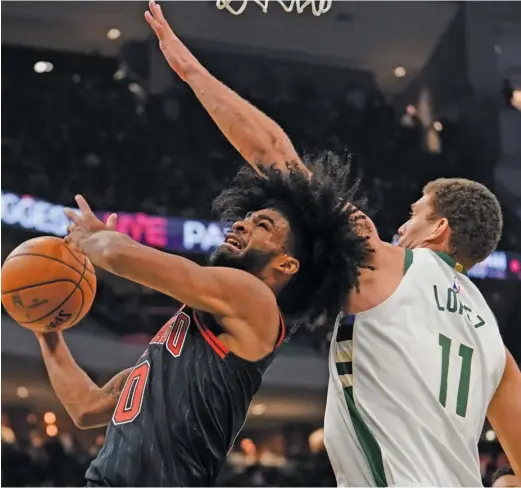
[38,159,370,486]
[145,0,521,483]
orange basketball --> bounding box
[1,236,96,333]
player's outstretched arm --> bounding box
[64,196,278,357]
[144,0,310,178]
[36,331,132,429]
[487,348,521,478]
[81,229,275,319]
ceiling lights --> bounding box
[107,28,121,40]
[393,66,407,78]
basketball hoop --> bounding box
[216,0,332,17]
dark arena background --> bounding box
[1,1,521,486]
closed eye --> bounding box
[258,222,269,230]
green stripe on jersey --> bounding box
[404,248,414,275]
[343,386,388,487]
[434,251,468,276]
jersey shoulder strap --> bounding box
[404,248,414,275]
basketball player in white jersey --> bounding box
[145,3,521,485]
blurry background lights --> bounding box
[44,412,56,424]
[34,61,53,74]
[26,413,38,424]
[1,425,16,444]
[240,438,256,457]
[113,69,126,81]
[406,105,417,116]
[251,403,267,416]
[128,82,144,95]
[46,424,58,437]
[107,28,121,40]
[309,428,325,453]
[512,90,521,111]
[16,386,29,398]
[433,121,443,132]
[393,66,407,78]
[485,429,496,442]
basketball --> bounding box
[1,236,96,333]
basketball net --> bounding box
[216,0,332,16]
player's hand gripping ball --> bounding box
[1,236,97,333]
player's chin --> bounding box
[208,245,244,268]
[221,242,243,255]
[395,236,409,248]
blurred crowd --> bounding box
[2,44,499,239]
[1,414,512,487]
[1,412,338,487]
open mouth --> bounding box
[224,234,244,252]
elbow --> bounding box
[72,409,104,430]
[257,337,276,359]
[250,146,288,171]
[71,407,94,430]
[251,135,303,174]
[239,126,280,164]
[73,416,91,430]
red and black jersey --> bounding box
[85,305,285,487]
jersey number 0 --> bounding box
[112,313,191,425]
[438,333,474,418]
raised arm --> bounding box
[37,331,132,429]
[487,348,521,478]
[145,0,310,177]
[64,196,279,357]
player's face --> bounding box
[396,193,448,249]
[208,209,299,278]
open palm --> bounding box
[144,0,199,81]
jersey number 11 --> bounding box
[438,333,474,418]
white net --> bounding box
[216,0,332,16]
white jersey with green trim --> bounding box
[324,248,506,487]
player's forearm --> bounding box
[487,349,521,477]
[495,429,521,479]
[38,331,131,429]
[81,230,227,314]
[37,332,104,428]
[185,67,309,176]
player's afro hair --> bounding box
[212,152,373,328]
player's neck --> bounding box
[258,271,288,297]
[423,242,447,254]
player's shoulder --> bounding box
[409,248,464,274]
[408,249,478,290]
[209,267,281,358]
[211,266,274,293]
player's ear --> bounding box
[274,255,299,276]
[424,217,450,245]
